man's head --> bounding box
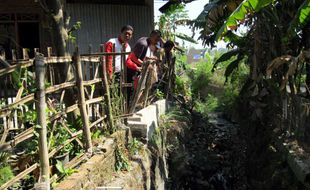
[149,30,162,45]
[120,25,133,43]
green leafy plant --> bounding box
[115,146,130,171]
[0,166,14,186]
[55,160,77,177]
[128,138,143,156]
[68,21,82,43]
[155,89,164,100]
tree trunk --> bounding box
[43,0,80,121]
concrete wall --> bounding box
[127,99,169,142]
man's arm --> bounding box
[126,53,142,72]
[105,42,113,80]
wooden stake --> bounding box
[121,44,127,113]
[100,45,114,133]
[129,61,151,113]
[34,53,50,189]
[12,49,17,61]
[22,48,29,60]
[73,47,93,153]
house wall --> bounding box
[0,0,154,56]
[66,2,154,53]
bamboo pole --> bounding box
[12,49,16,61]
[34,53,50,189]
[121,44,127,113]
[129,61,151,113]
[22,48,29,60]
[73,47,93,153]
[100,45,114,133]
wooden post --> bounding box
[47,47,52,57]
[121,45,127,113]
[22,48,29,60]
[0,49,11,68]
[100,45,114,133]
[129,61,151,114]
[12,49,17,61]
[34,53,50,189]
[46,47,54,85]
[34,48,40,54]
[74,47,93,153]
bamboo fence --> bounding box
[0,47,130,189]
[0,45,175,189]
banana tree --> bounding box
[157,3,197,44]
[192,0,310,89]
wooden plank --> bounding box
[64,153,87,169]
[80,52,130,57]
[11,49,16,61]
[71,116,106,138]
[121,82,133,88]
[22,48,29,60]
[80,56,100,62]
[44,56,72,64]
[48,137,76,158]
[49,104,79,121]
[86,96,104,105]
[89,116,105,128]
[45,81,76,94]
[0,93,35,117]
[13,127,34,145]
[0,163,38,190]
[60,121,84,148]
[0,60,33,76]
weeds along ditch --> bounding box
[166,52,304,190]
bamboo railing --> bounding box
[0,47,130,189]
[0,45,175,189]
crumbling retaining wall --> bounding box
[55,100,170,190]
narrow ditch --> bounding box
[165,110,304,190]
[166,111,247,190]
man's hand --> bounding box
[108,75,113,84]
[137,67,142,72]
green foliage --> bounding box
[49,122,75,155]
[55,160,77,177]
[288,1,310,37]
[194,94,219,115]
[68,21,81,43]
[128,138,143,156]
[215,0,274,40]
[0,166,14,186]
[0,98,5,109]
[157,3,196,44]
[161,107,192,128]
[213,49,241,70]
[91,129,102,140]
[115,146,130,171]
[0,152,10,168]
[155,89,164,100]
[188,60,213,99]
[11,68,36,95]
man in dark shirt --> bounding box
[126,30,162,82]
[125,30,162,105]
